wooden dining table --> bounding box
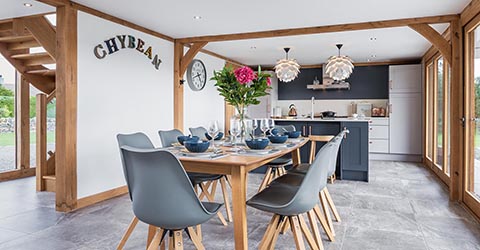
[150,138,308,250]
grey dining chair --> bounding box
[158,129,232,225]
[189,126,208,140]
[257,124,296,192]
[116,132,156,250]
[120,146,222,250]
[278,130,347,241]
[247,140,335,250]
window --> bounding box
[0,54,16,172]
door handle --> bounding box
[309,126,312,136]
[302,125,306,137]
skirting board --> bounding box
[370,153,422,162]
[77,185,128,209]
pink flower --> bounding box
[234,66,256,84]
[266,77,271,86]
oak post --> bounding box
[16,74,30,171]
[173,41,184,131]
[36,94,47,191]
[55,4,78,212]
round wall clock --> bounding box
[186,59,207,91]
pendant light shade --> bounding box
[274,48,300,83]
[325,44,354,81]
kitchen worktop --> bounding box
[274,117,371,122]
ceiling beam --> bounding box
[35,0,69,7]
[409,23,452,64]
[180,42,208,76]
[177,14,459,43]
[461,0,480,26]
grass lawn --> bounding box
[0,132,55,147]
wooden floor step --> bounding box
[11,52,54,66]
[42,175,56,180]
[7,39,41,50]
[26,68,56,76]
[0,35,34,43]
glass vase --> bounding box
[233,105,253,144]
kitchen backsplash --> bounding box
[274,99,389,117]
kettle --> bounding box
[288,104,297,117]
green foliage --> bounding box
[475,77,480,117]
[0,84,14,118]
[211,66,271,111]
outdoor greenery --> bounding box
[0,131,55,147]
[0,84,56,118]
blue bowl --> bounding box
[184,140,210,153]
[268,135,288,144]
[177,135,199,145]
[285,131,301,138]
[270,128,280,135]
[245,138,269,150]
[205,132,224,141]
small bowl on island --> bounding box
[285,131,301,138]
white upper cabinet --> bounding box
[389,64,422,93]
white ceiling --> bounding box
[0,0,54,20]
[3,0,470,65]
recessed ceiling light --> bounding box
[193,16,202,20]
[367,59,371,62]
[250,46,257,49]
[23,3,33,7]
[370,54,377,58]
[370,37,377,41]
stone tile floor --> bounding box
[0,161,479,249]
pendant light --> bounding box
[325,44,354,81]
[274,47,300,83]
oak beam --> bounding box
[36,93,47,191]
[55,4,78,212]
[16,75,30,170]
[35,0,69,7]
[449,19,463,201]
[461,0,480,26]
[180,42,208,76]
[177,14,459,43]
[23,16,57,58]
[409,23,452,64]
[173,41,184,131]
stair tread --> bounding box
[26,69,56,76]
[7,40,41,50]
[42,175,56,180]
[0,35,34,43]
[11,52,51,59]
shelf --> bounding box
[307,82,350,90]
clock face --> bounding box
[187,59,207,91]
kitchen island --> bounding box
[275,118,370,181]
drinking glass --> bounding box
[207,120,219,150]
[268,119,275,135]
[260,118,269,137]
[252,119,258,139]
[230,119,241,151]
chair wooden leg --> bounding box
[172,230,183,250]
[198,181,212,200]
[220,177,233,222]
[313,205,334,241]
[168,234,174,250]
[280,218,290,234]
[117,216,139,250]
[201,182,227,226]
[320,190,335,236]
[307,210,324,250]
[226,175,233,188]
[147,225,156,250]
[267,217,286,250]
[290,216,306,250]
[195,225,202,241]
[309,142,316,164]
[298,214,320,250]
[147,228,164,250]
[258,167,273,192]
[187,227,205,250]
[259,214,280,250]
[324,187,341,222]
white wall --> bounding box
[183,53,225,133]
[77,12,174,198]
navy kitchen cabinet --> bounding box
[275,120,369,181]
[340,122,369,181]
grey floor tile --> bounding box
[342,227,427,250]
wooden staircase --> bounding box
[0,16,57,192]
